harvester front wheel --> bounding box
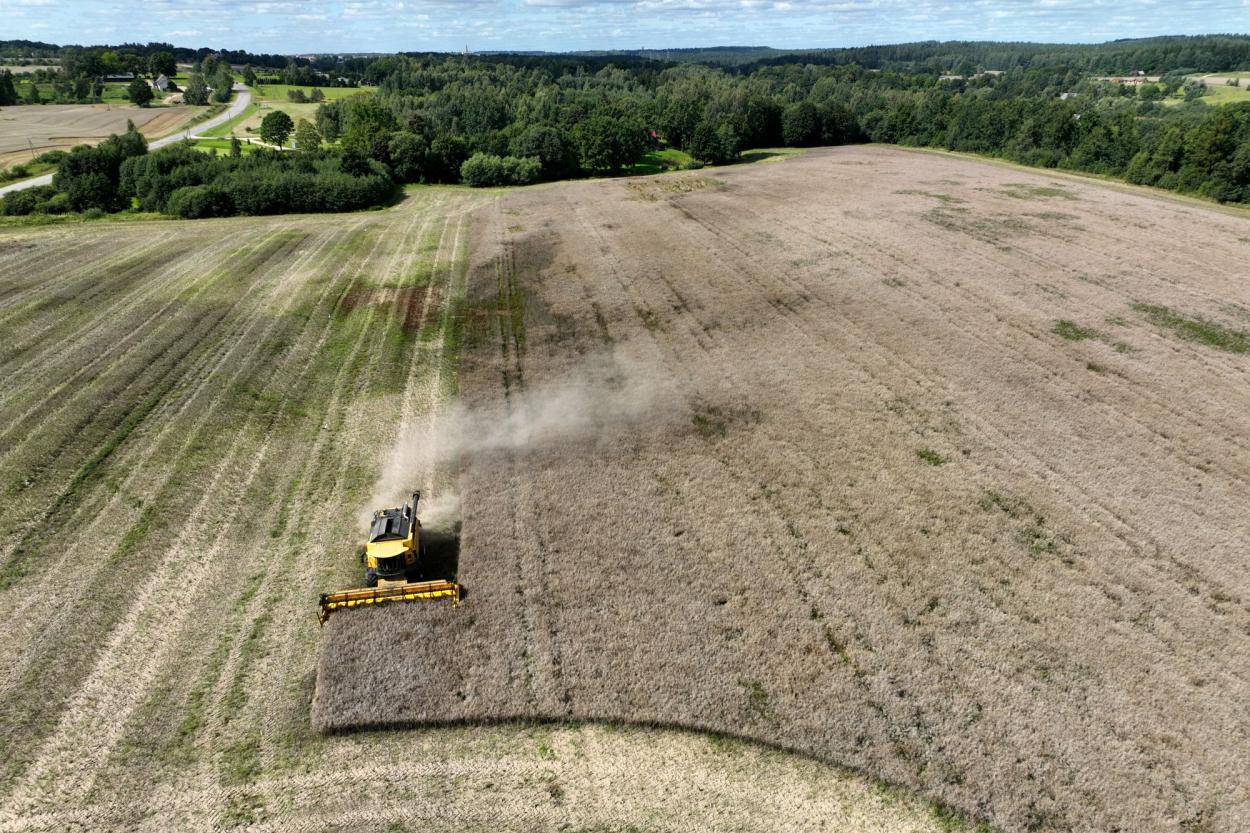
[364,569,378,587]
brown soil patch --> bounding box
[316,147,1250,833]
[337,282,440,334]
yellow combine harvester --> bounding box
[318,491,460,625]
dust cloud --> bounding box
[364,350,683,529]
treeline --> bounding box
[539,36,1250,74]
[637,36,1250,75]
[6,38,1250,217]
[0,124,395,219]
[8,48,239,105]
[287,48,1250,203]
[256,65,361,88]
[0,40,294,70]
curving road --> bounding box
[0,83,252,197]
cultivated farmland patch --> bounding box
[0,104,196,170]
[0,177,956,832]
[317,146,1250,833]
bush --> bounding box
[34,150,67,165]
[167,185,234,219]
[0,164,30,183]
[35,192,70,215]
[501,155,542,185]
[82,207,106,220]
[112,144,396,218]
[1,188,41,215]
[64,172,117,212]
[460,153,542,187]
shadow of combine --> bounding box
[418,523,461,588]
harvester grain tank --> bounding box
[317,491,460,624]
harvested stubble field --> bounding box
[0,179,956,832]
[0,103,195,170]
[317,147,1250,833]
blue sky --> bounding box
[5,0,1247,54]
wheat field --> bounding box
[0,104,196,171]
[317,148,1250,833]
[0,179,961,832]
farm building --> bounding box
[103,72,134,82]
[153,74,171,91]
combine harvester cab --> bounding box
[318,491,460,625]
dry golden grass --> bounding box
[0,104,195,169]
[317,147,1250,833]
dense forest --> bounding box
[312,43,1250,202]
[573,35,1250,73]
[4,36,1250,219]
[0,39,297,70]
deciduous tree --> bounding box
[294,118,322,150]
[127,78,153,108]
[184,73,209,106]
[260,110,295,147]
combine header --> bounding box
[317,491,461,625]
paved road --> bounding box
[0,84,252,197]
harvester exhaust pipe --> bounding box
[411,491,420,517]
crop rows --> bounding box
[317,148,1250,833]
[0,180,948,832]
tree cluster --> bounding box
[0,120,394,219]
[2,122,147,215]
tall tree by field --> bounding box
[148,51,176,77]
[387,131,427,182]
[242,65,256,86]
[212,66,233,103]
[293,118,322,150]
[660,98,702,150]
[22,80,41,105]
[0,70,16,106]
[183,72,209,106]
[689,120,740,165]
[260,110,295,147]
[337,95,400,160]
[782,102,821,147]
[126,77,153,108]
[572,113,646,174]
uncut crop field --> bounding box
[0,183,956,832]
[317,147,1250,833]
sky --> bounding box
[4,0,1248,55]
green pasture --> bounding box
[250,84,360,103]
[189,138,261,156]
[230,102,322,137]
[631,148,694,174]
[198,103,260,138]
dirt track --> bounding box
[317,148,1250,832]
[0,178,952,832]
